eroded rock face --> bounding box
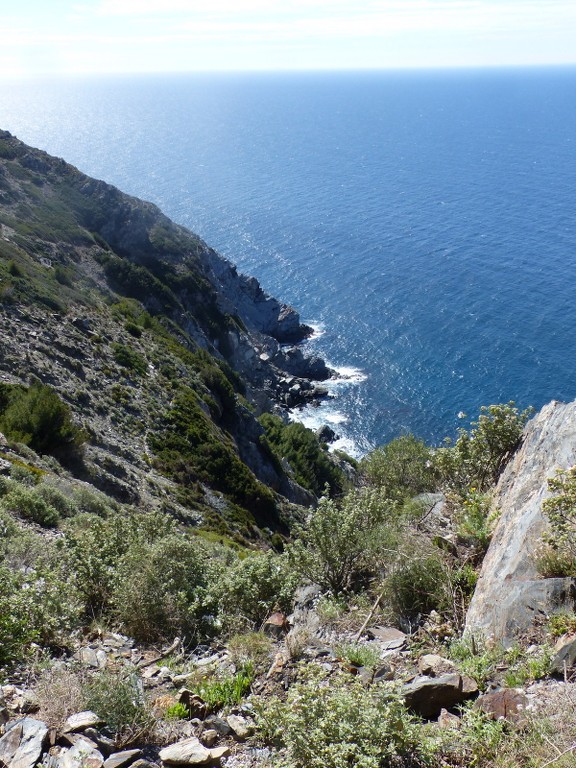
[466,400,576,645]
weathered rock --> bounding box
[103,748,142,768]
[0,717,48,768]
[418,654,457,677]
[177,690,206,719]
[550,634,576,676]
[475,689,528,724]
[58,738,104,768]
[365,626,406,650]
[402,674,478,719]
[158,737,211,765]
[64,711,104,733]
[437,708,461,729]
[199,729,219,747]
[466,401,576,644]
[226,714,253,741]
[263,611,288,638]
[201,715,233,737]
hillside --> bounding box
[0,129,346,544]
[2,132,576,768]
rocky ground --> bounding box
[2,580,576,768]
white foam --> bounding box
[306,322,325,340]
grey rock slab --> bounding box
[551,634,576,676]
[158,736,212,765]
[103,748,143,768]
[365,626,406,650]
[418,654,457,677]
[57,738,104,768]
[64,710,104,732]
[466,400,576,644]
[402,674,478,719]
[0,717,48,768]
[226,714,253,740]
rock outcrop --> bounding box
[466,400,576,644]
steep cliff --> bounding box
[0,130,339,541]
[466,400,576,644]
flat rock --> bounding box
[402,674,478,719]
[103,748,143,768]
[64,711,104,732]
[0,717,48,768]
[158,736,211,765]
[365,626,406,650]
[418,654,457,677]
[475,689,528,724]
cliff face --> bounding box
[0,130,333,540]
[465,400,576,644]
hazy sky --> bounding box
[2,0,576,77]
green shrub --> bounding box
[548,611,576,637]
[256,667,431,768]
[0,484,60,527]
[0,566,38,667]
[84,668,153,747]
[0,383,86,458]
[362,434,436,501]
[63,510,175,617]
[259,413,345,496]
[112,534,214,643]
[386,553,451,624]
[214,550,298,633]
[288,488,399,594]
[111,342,148,376]
[434,402,532,492]
[538,466,576,576]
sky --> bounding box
[2,0,576,78]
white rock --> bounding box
[159,736,211,765]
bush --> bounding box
[0,566,38,668]
[386,553,451,625]
[256,667,431,768]
[84,668,153,747]
[434,402,532,492]
[214,550,298,633]
[63,510,175,617]
[288,488,399,594]
[362,434,436,501]
[0,383,86,458]
[112,534,214,643]
[0,484,60,527]
[111,342,148,376]
[538,466,576,576]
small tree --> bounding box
[434,402,532,492]
[537,466,576,576]
[288,488,399,594]
[361,434,436,500]
[0,383,86,457]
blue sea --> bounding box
[2,68,576,456]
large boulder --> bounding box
[0,717,48,768]
[465,400,576,645]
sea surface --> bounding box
[2,68,576,456]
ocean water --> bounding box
[2,68,576,455]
